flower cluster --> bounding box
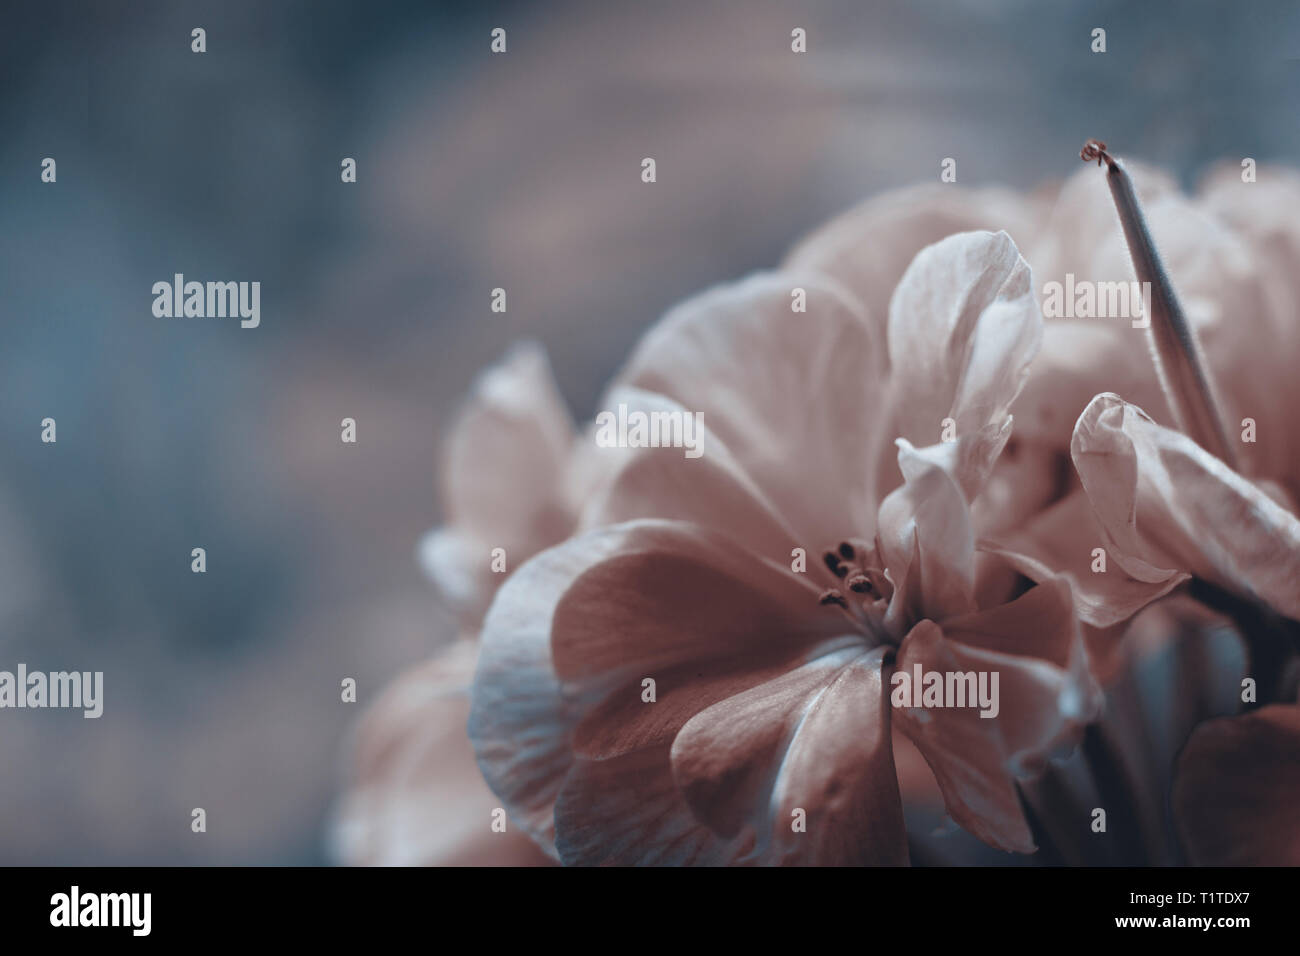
[335,157,1300,866]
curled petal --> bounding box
[877,441,978,635]
[897,417,1013,505]
[1072,393,1300,621]
[887,231,1042,450]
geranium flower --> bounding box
[469,229,1101,864]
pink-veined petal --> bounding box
[469,521,688,855]
[670,645,908,865]
[550,523,845,686]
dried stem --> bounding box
[1081,140,1238,470]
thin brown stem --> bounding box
[1081,139,1239,470]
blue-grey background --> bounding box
[1,0,1296,863]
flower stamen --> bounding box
[815,539,894,643]
[846,573,872,593]
[822,551,848,578]
[818,588,848,608]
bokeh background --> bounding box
[2,0,1297,863]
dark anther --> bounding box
[1080,138,1112,167]
[822,551,848,578]
[846,574,872,593]
[818,589,848,608]
[838,541,855,560]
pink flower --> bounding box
[470,229,1101,864]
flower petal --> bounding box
[982,489,1188,629]
[894,579,1101,853]
[971,435,1069,537]
[470,519,850,856]
[554,746,753,866]
[1010,164,1177,449]
[468,521,677,855]
[571,641,853,761]
[877,440,978,635]
[333,641,550,866]
[670,645,908,865]
[417,527,497,622]
[441,341,576,556]
[1173,705,1300,865]
[784,183,1040,341]
[610,271,888,542]
[579,386,803,559]
[887,230,1042,450]
[1072,393,1300,621]
[1012,320,1169,450]
[550,522,847,686]
[896,418,1013,504]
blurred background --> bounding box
[1,0,1297,863]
